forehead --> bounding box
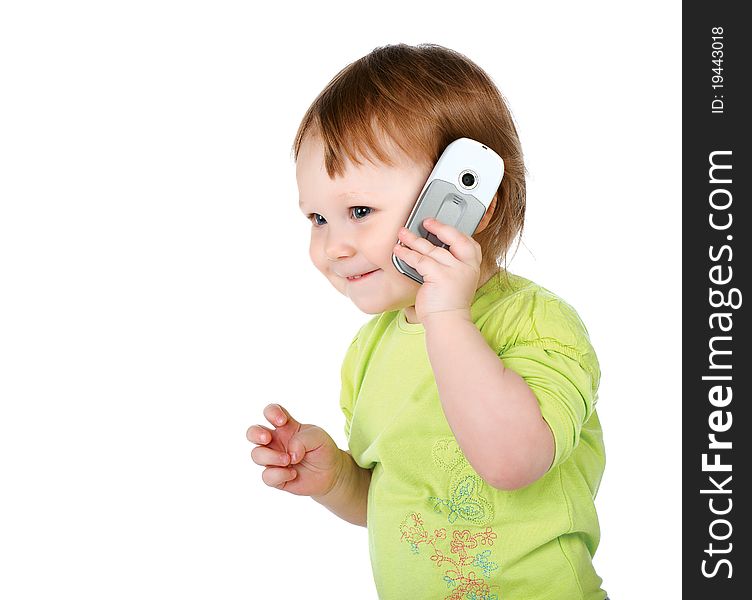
[296,134,429,207]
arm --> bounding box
[312,449,372,527]
[423,310,555,491]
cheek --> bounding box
[308,238,325,272]
[308,239,340,284]
[368,221,401,257]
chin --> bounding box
[351,293,414,316]
[330,269,418,315]
[349,296,390,315]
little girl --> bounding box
[247,43,608,600]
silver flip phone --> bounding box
[392,137,504,284]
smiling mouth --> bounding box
[347,269,379,281]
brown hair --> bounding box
[291,43,526,278]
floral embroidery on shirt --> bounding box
[399,511,500,600]
[429,438,495,526]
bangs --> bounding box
[304,114,435,178]
[292,50,451,178]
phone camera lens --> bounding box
[459,170,477,189]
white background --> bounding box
[0,1,681,598]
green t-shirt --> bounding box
[339,271,607,600]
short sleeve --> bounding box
[494,292,601,471]
[339,333,361,441]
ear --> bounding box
[475,194,498,234]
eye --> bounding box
[307,207,372,227]
[308,213,326,226]
[351,206,372,220]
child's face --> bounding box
[296,134,431,314]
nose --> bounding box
[324,227,356,261]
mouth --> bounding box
[346,269,380,282]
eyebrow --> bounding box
[299,191,369,210]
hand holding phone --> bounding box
[392,137,504,284]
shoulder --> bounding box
[341,311,398,363]
[476,275,599,381]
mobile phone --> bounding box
[392,137,504,284]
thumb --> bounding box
[288,426,327,464]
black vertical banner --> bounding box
[684,3,750,594]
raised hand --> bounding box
[247,403,344,497]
